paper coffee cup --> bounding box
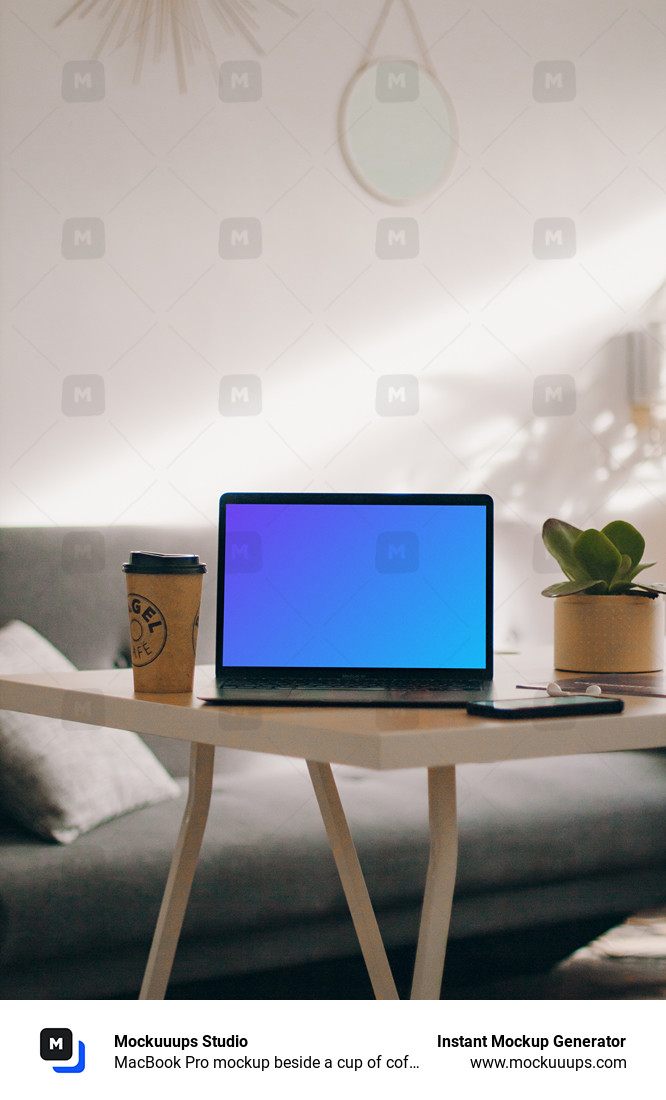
[123,551,206,693]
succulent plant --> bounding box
[541,518,666,597]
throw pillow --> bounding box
[0,620,180,843]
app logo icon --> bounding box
[219,375,263,416]
[376,375,419,416]
[226,531,262,573]
[62,218,105,260]
[62,60,105,102]
[376,218,419,259]
[533,60,576,102]
[376,531,419,573]
[61,689,106,732]
[375,60,419,102]
[61,530,105,574]
[61,375,106,416]
[533,374,576,416]
[40,1028,86,1073]
[219,218,263,259]
[219,60,262,101]
[533,218,576,259]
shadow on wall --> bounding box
[491,330,666,648]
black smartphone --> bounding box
[466,695,624,719]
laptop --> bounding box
[200,492,493,706]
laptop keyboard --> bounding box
[220,676,480,692]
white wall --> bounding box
[2,0,666,644]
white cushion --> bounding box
[0,621,179,843]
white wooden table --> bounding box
[2,651,665,1000]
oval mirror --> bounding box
[339,60,457,204]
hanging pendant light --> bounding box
[56,0,297,92]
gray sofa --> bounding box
[1,525,666,999]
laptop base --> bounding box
[199,683,493,707]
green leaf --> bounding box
[613,553,633,578]
[612,560,656,589]
[630,561,656,577]
[541,517,656,597]
[608,554,633,592]
[573,529,622,587]
[608,580,633,594]
[632,580,666,595]
[541,578,608,597]
[542,518,588,582]
[601,521,645,569]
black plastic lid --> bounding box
[122,551,206,575]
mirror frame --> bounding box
[338,59,458,205]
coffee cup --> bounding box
[123,551,206,693]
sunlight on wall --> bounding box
[3,1,666,532]
[5,206,666,528]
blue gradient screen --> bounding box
[222,503,488,669]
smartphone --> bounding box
[466,695,624,719]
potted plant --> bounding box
[541,518,666,672]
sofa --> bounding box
[1,524,666,1000]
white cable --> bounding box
[547,682,602,697]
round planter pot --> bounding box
[553,593,665,672]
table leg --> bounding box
[307,760,399,1000]
[410,764,457,1000]
[139,741,215,1000]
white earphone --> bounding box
[547,682,602,697]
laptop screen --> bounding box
[217,493,492,675]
